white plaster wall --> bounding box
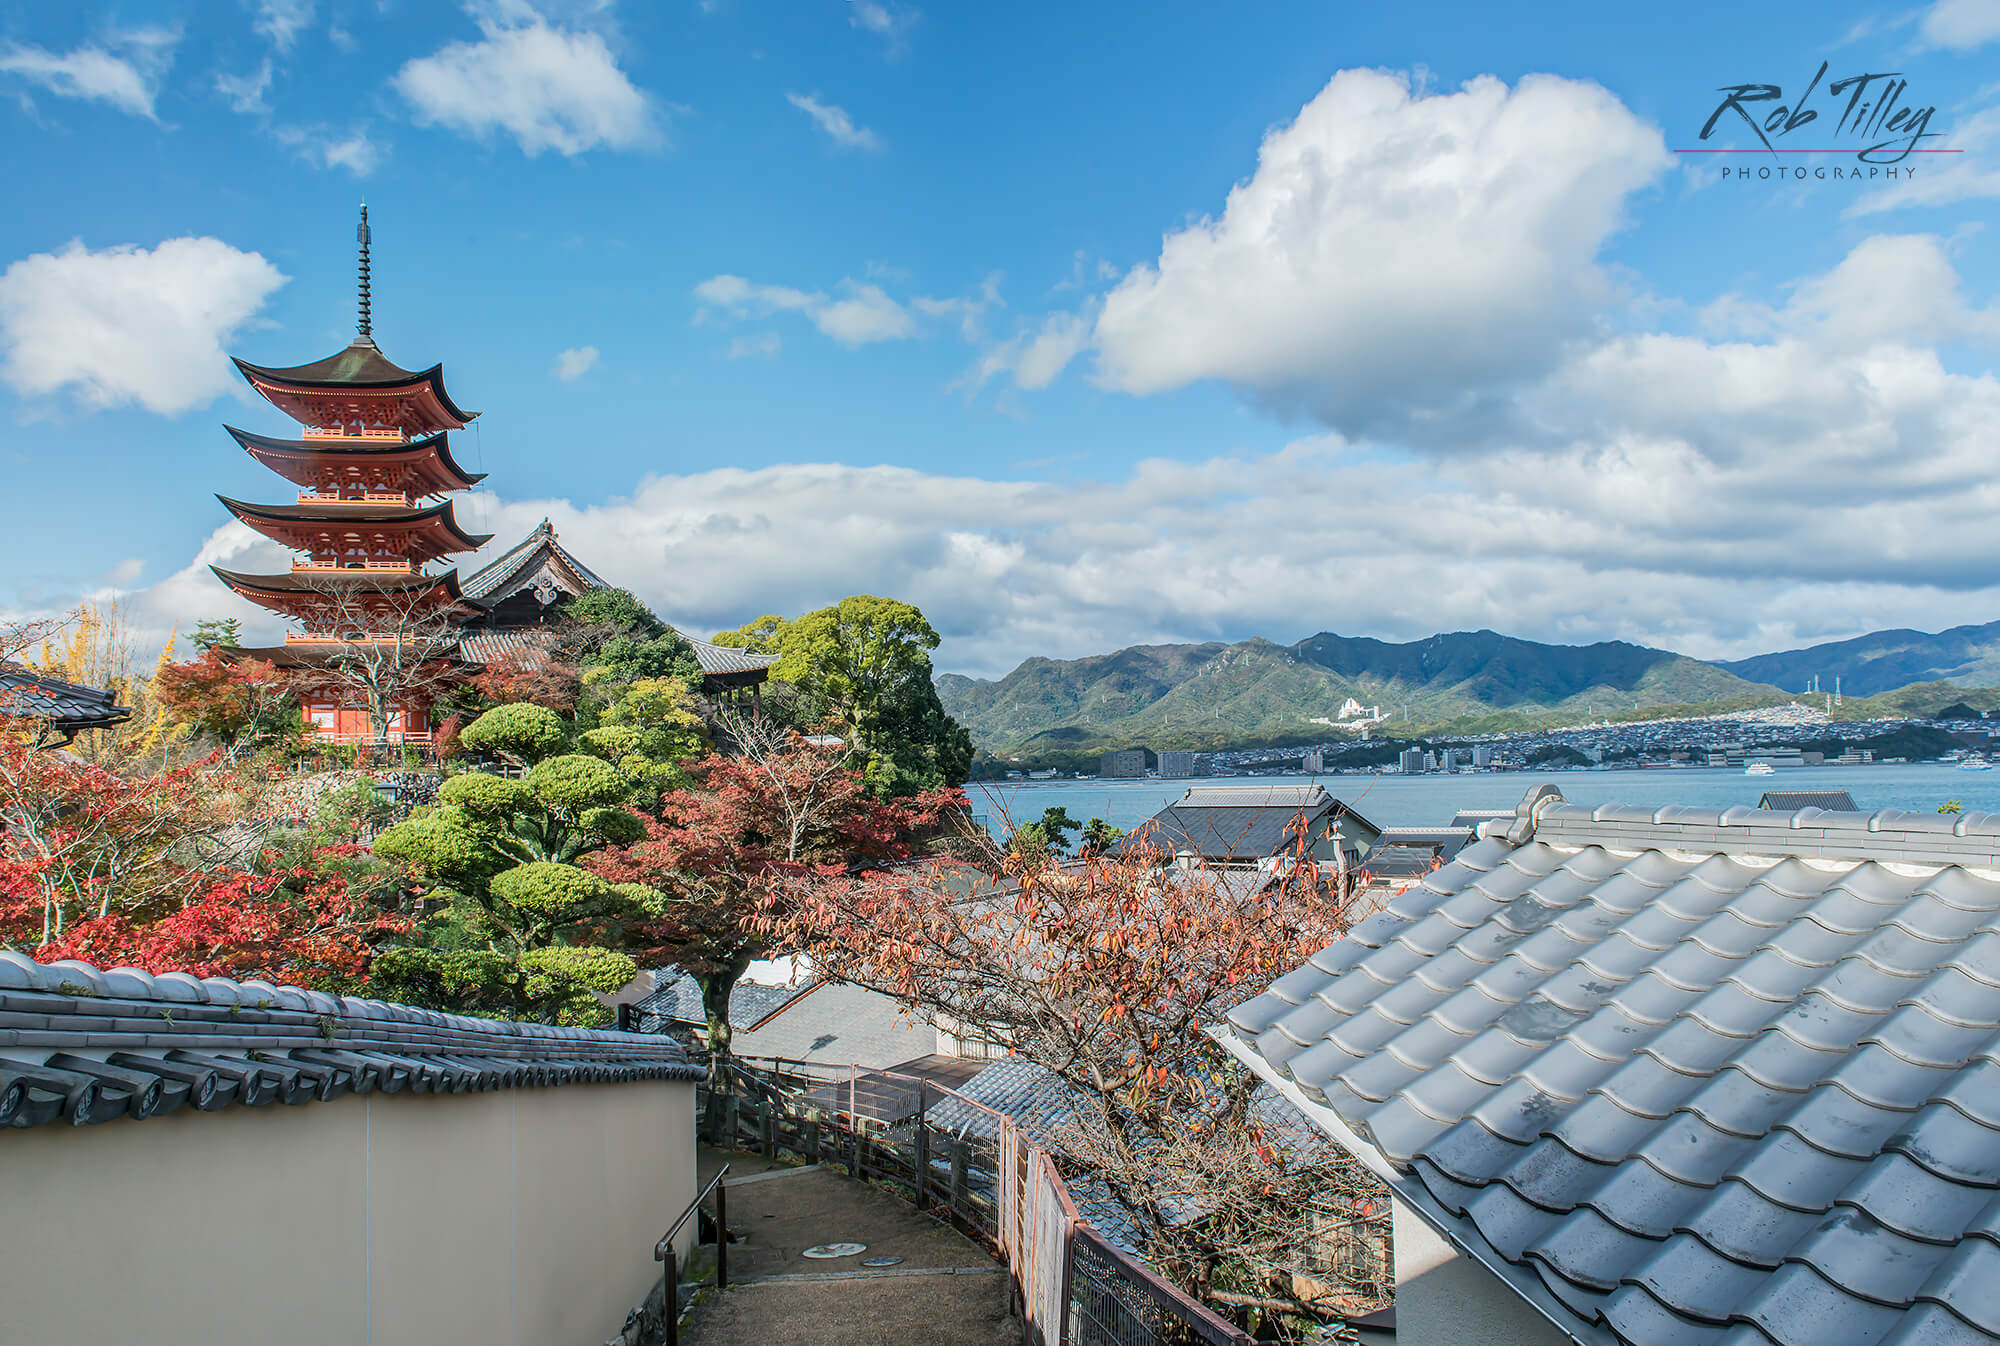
[0,1079,696,1346]
[1393,1197,1574,1346]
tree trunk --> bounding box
[695,965,747,1086]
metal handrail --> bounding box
[653,1162,729,1346]
[700,1061,1256,1345]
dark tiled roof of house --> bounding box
[1358,827,1478,882]
[1112,784,1381,863]
[0,665,131,735]
[1222,786,2000,1346]
[730,981,936,1068]
[1757,789,1860,813]
[0,954,700,1129]
[632,972,814,1032]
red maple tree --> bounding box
[583,733,960,1060]
[155,650,301,754]
[757,830,1383,1323]
[0,740,408,989]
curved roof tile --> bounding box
[1221,786,2000,1346]
[0,953,700,1130]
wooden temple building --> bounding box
[214,209,772,746]
[457,518,780,702]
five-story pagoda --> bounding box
[215,207,490,746]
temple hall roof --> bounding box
[461,518,610,604]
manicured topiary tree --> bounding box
[458,702,569,765]
[372,729,661,1024]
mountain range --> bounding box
[935,621,2000,759]
[1716,619,2000,696]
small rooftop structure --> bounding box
[1113,782,1382,868]
[1757,788,1860,812]
[1222,784,2000,1346]
[1355,825,1476,886]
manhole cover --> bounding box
[860,1256,904,1268]
[802,1242,868,1259]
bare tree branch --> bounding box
[285,578,469,745]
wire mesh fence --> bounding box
[699,1058,1255,1346]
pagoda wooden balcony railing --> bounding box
[308,728,436,746]
[298,491,418,506]
[290,562,425,574]
[302,427,408,442]
[286,632,462,645]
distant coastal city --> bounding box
[993,701,1995,781]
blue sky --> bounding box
[5,0,2000,677]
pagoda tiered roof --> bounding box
[209,565,465,600]
[233,336,478,437]
[216,495,492,566]
[224,425,485,495]
[220,641,479,671]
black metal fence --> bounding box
[698,1058,1253,1346]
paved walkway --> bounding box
[683,1146,1018,1346]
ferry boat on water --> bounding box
[1744,762,1777,776]
[1960,757,1993,771]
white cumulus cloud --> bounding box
[553,345,599,379]
[786,91,882,151]
[216,60,272,115]
[1920,0,2000,48]
[726,333,782,359]
[394,11,658,156]
[0,237,287,416]
[253,0,316,51]
[1092,68,1670,439]
[695,274,914,346]
[848,1,916,58]
[0,27,178,120]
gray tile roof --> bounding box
[0,665,132,735]
[927,1058,1339,1255]
[688,638,776,677]
[1220,786,2000,1346]
[632,971,813,1032]
[0,954,701,1129]
[1113,788,1381,863]
[1176,783,1338,809]
[458,627,556,668]
[1358,826,1477,881]
[1757,789,1860,813]
[728,981,937,1068]
[460,518,609,601]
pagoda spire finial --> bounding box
[356,202,373,342]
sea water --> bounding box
[969,763,1999,837]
